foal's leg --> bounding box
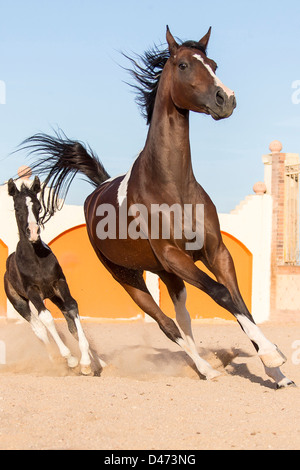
[163,245,295,388]
[51,278,104,375]
[5,276,56,358]
[26,286,78,368]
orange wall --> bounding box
[0,239,8,316]
[48,226,252,321]
[48,225,144,319]
[159,232,252,321]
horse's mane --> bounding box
[125,39,207,124]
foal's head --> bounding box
[166,27,236,120]
[8,176,42,243]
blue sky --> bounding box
[1,0,300,212]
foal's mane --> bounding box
[19,183,35,195]
[125,39,207,124]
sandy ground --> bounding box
[0,317,299,450]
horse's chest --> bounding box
[20,257,59,296]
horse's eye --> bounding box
[179,63,187,71]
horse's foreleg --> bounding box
[52,280,104,375]
[5,275,52,355]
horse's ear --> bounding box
[7,178,18,196]
[166,25,179,57]
[31,176,41,194]
[198,27,212,52]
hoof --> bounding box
[80,364,92,376]
[67,355,79,368]
[276,379,297,390]
[260,346,287,368]
[206,369,223,381]
[93,368,102,377]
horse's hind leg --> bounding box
[96,254,220,379]
[208,242,295,388]
[51,279,104,375]
[125,275,220,379]
[163,245,295,388]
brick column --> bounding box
[269,142,286,317]
[270,151,286,266]
[265,141,300,321]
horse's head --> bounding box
[8,176,42,243]
[166,27,236,120]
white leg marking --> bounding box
[236,315,276,355]
[30,310,56,363]
[74,317,91,368]
[74,317,107,372]
[39,310,78,368]
[264,366,295,388]
[175,288,221,380]
[30,312,49,345]
[236,315,287,368]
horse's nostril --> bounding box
[232,95,237,109]
[216,90,225,107]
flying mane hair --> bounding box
[124,39,207,125]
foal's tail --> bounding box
[20,130,110,223]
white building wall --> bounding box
[219,194,273,323]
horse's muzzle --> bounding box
[27,224,41,242]
[211,87,236,120]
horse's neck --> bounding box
[141,66,196,189]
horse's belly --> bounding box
[95,237,161,271]
[84,181,162,271]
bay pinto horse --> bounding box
[4,177,102,375]
[22,27,294,388]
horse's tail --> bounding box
[20,130,110,223]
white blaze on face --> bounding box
[26,196,39,242]
[193,53,235,99]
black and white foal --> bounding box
[4,177,101,375]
